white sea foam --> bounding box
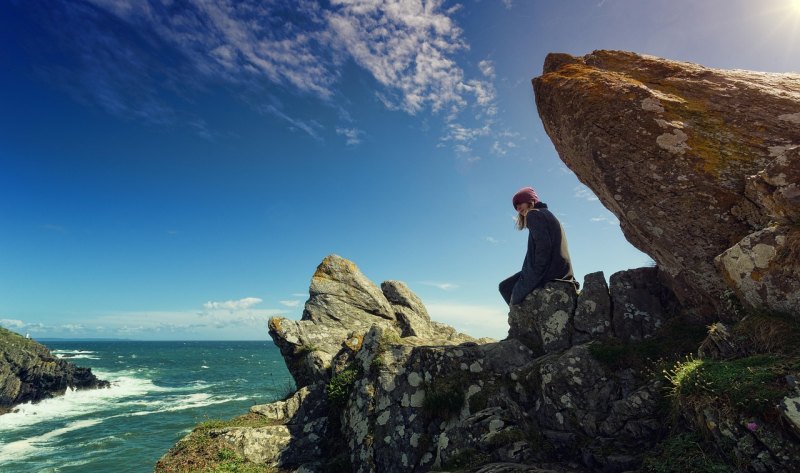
[56,354,100,360]
[125,393,249,417]
[0,419,102,462]
[0,372,172,431]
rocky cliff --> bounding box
[156,52,800,473]
[156,255,800,472]
[0,326,109,413]
[533,50,800,320]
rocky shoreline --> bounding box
[0,327,109,414]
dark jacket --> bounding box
[508,202,574,305]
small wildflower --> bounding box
[746,422,758,432]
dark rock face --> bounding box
[609,267,680,341]
[508,281,578,354]
[532,50,800,320]
[573,272,612,344]
[509,269,676,350]
[0,327,109,413]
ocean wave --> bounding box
[55,354,100,360]
[124,393,249,417]
[0,418,102,463]
[0,373,173,431]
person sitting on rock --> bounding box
[499,186,577,305]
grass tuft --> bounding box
[641,432,732,473]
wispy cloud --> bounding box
[591,215,619,225]
[574,185,600,201]
[260,104,324,141]
[419,281,459,291]
[336,127,364,146]
[20,1,503,151]
[478,59,496,79]
[485,236,500,244]
[202,297,263,311]
[3,297,286,339]
[279,300,301,308]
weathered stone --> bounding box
[573,272,612,344]
[715,225,800,316]
[382,280,475,343]
[508,281,578,354]
[250,386,310,422]
[781,392,800,440]
[533,50,800,319]
[303,254,396,327]
[218,418,326,467]
[610,268,678,341]
[0,326,108,413]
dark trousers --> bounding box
[499,272,521,305]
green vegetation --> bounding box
[422,374,466,419]
[326,363,361,408]
[665,312,800,419]
[154,413,285,473]
[588,317,708,372]
[641,433,732,473]
[667,353,800,417]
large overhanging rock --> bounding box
[532,50,800,319]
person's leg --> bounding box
[498,272,521,305]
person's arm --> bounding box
[510,211,553,304]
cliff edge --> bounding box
[0,326,109,414]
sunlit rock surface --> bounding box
[533,50,800,320]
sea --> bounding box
[0,340,294,473]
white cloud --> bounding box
[203,297,263,311]
[336,127,364,146]
[0,319,26,329]
[574,185,600,201]
[478,59,495,79]
[419,281,459,291]
[426,302,508,340]
[591,216,619,225]
[279,300,301,308]
[260,104,324,141]
[485,236,499,244]
[491,141,507,156]
[502,0,514,9]
[71,1,499,139]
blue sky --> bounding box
[2,0,799,340]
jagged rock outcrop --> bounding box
[0,326,109,413]
[268,255,479,388]
[192,256,693,473]
[533,50,800,320]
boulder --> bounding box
[508,281,578,354]
[610,267,679,341]
[533,50,800,320]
